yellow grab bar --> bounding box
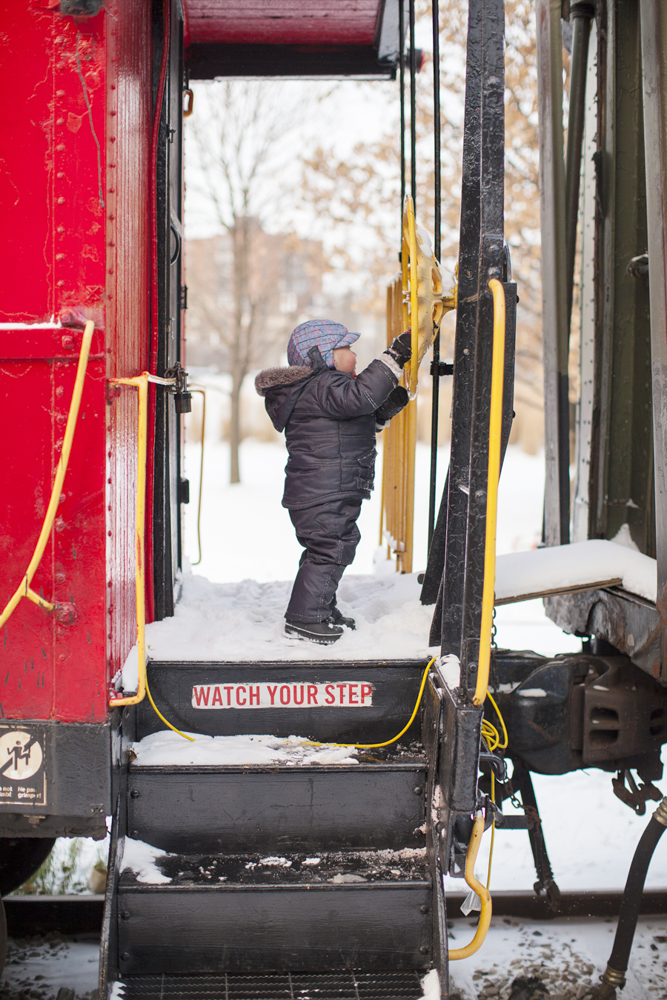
[448,813,493,960]
[0,321,94,630]
[108,371,179,707]
[473,279,506,707]
[108,373,149,708]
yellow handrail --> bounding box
[0,321,94,629]
[448,814,493,960]
[108,373,149,708]
[473,279,506,707]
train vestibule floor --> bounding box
[123,570,436,689]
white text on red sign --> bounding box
[191,682,374,709]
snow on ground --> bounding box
[132,730,359,766]
[181,439,544,585]
[1,934,99,999]
[446,915,667,999]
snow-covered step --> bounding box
[136,659,427,744]
[116,848,432,975]
[127,757,427,854]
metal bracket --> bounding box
[431,360,454,377]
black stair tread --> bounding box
[115,969,425,999]
[129,742,428,771]
[119,848,429,889]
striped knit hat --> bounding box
[287,319,360,368]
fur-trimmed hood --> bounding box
[255,363,321,433]
[254,365,312,397]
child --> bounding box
[255,318,411,644]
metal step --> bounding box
[135,660,426,744]
[115,970,426,1000]
[116,850,432,975]
[127,758,427,854]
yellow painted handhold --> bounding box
[448,814,493,960]
[473,278,506,708]
[0,321,94,632]
[108,373,150,708]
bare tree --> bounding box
[301,0,545,415]
[186,82,319,483]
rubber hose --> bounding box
[609,814,666,972]
[596,797,667,996]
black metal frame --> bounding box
[153,0,186,621]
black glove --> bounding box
[384,331,412,367]
[375,386,409,423]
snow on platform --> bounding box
[495,537,657,605]
[137,571,435,668]
[132,537,654,677]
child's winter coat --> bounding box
[255,347,398,510]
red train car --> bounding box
[0,0,404,948]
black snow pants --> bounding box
[285,497,363,623]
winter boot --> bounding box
[328,607,356,630]
[285,619,344,644]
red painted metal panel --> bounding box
[0,0,152,723]
[0,327,107,723]
[184,0,380,45]
[105,0,152,679]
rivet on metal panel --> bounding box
[56,144,65,152]
[56,118,64,126]
[56,89,65,97]
[62,335,75,349]
[420,946,430,954]
[413,787,423,795]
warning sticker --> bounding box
[192,681,374,710]
[0,729,47,806]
